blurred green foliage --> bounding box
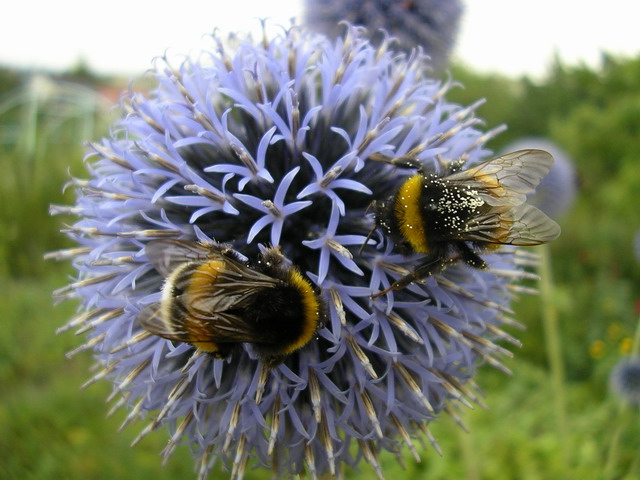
[1,53,639,478]
[0,69,111,277]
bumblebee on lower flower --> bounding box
[138,240,324,367]
[366,149,561,297]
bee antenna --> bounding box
[357,201,378,256]
[447,153,469,174]
[364,200,376,216]
[358,226,377,256]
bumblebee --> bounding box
[368,149,561,297]
[137,240,323,366]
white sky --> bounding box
[1,0,638,79]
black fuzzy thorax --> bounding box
[420,176,480,241]
[420,175,490,267]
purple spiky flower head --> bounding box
[502,138,577,219]
[51,24,536,479]
[611,357,640,405]
[303,0,464,71]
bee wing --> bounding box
[185,310,272,344]
[464,204,561,246]
[182,260,281,313]
[447,149,554,206]
[137,302,271,345]
[145,239,216,277]
[137,303,189,343]
[175,258,283,344]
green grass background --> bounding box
[1,54,639,479]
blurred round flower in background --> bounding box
[502,138,577,219]
[303,0,464,71]
[610,357,640,405]
[52,25,535,479]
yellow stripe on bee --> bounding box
[395,175,429,253]
[282,269,320,355]
[186,260,226,353]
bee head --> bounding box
[252,246,290,279]
[259,246,285,266]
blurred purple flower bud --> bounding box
[303,0,464,71]
[611,357,640,405]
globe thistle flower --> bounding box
[610,357,640,405]
[303,0,463,71]
[51,25,538,479]
[502,138,577,219]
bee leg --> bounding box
[210,344,236,360]
[371,256,442,299]
[262,354,286,369]
[456,242,487,269]
[211,243,247,263]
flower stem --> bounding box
[631,314,640,358]
[602,404,630,479]
[538,244,570,469]
[458,418,480,480]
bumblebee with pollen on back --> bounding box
[366,149,561,298]
[137,239,324,367]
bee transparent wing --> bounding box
[183,275,280,313]
[187,310,272,344]
[214,254,279,286]
[145,239,216,277]
[141,242,284,347]
[137,303,190,343]
[447,149,554,206]
[137,302,271,345]
[171,257,283,344]
[171,253,281,313]
[464,204,561,246]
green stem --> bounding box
[603,406,626,479]
[538,244,570,468]
[458,415,480,480]
[630,314,640,358]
